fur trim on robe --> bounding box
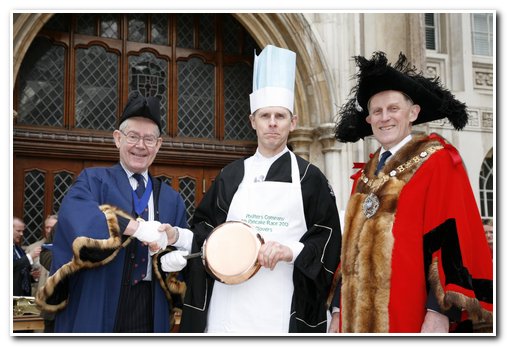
[35,204,184,313]
[428,258,492,324]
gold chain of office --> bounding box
[360,145,443,193]
[360,145,443,219]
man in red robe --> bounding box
[330,52,493,333]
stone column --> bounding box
[315,123,347,209]
[288,127,314,161]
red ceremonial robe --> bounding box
[340,134,493,333]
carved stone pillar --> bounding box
[288,127,314,161]
[315,123,347,209]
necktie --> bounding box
[133,173,148,219]
[13,244,22,259]
[375,151,392,176]
[132,173,149,284]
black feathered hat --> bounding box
[118,91,162,132]
[335,51,468,143]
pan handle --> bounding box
[183,251,202,260]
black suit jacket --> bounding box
[13,244,32,296]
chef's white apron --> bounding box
[206,152,307,333]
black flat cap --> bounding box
[118,91,162,132]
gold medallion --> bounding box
[362,193,380,218]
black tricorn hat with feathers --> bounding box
[335,51,468,143]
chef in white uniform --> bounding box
[158,45,342,334]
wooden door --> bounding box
[13,157,85,244]
[151,165,220,225]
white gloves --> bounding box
[133,220,162,243]
[133,222,187,262]
[161,250,189,272]
[149,232,168,256]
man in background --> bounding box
[13,217,40,297]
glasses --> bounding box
[120,130,160,147]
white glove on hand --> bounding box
[161,250,189,272]
[133,220,162,243]
[148,231,168,256]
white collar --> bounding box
[253,146,289,164]
[120,162,148,182]
[244,147,289,183]
[380,134,412,159]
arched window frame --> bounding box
[479,149,494,220]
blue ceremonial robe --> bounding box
[51,163,187,333]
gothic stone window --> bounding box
[15,13,259,140]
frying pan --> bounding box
[185,221,264,284]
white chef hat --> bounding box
[249,45,296,114]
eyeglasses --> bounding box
[119,130,160,147]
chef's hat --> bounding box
[249,45,296,114]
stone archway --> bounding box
[13,13,54,82]
[12,12,337,162]
[13,12,337,159]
